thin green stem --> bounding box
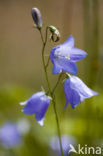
[42,44,51,92]
[40,30,45,44]
[45,26,48,44]
[39,28,64,156]
[52,95,64,156]
[52,73,63,94]
[45,57,50,69]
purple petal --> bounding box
[22,92,50,115]
[53,58,77,75]
[50,36,87,75]
[22,92,45,115]
[50,135,76,156]
[64,79,80,108]
[64,76,98,109]
[69,76,98,98]
[35,97,50,125]
[21,92,51,125]
[0,123,21,148]
[50,47,59,63]
[52,64,62,74]
[62,35,75,48]
[22,98,40,115]
[69,89,81,108]
[70,48,87,61]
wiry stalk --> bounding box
[39,28,64,156]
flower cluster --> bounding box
[50,36,98,108]
[20,8,98,126]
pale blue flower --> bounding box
[20,91,51,126]
[64,76,98,108]
[50,35,87,75]
[0,123,21,148]
[50,135,76,156]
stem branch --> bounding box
[45,57,50,69]
[52,73,63,94]
[39,28,64,156]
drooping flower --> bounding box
[0,123,21,148]
[64,75,98,108]
[31,8,42,29]
[50,35,87,75]
[50,135,76,156]
[20,91,51,126]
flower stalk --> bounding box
[39,28,64,156]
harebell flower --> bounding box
[20,7,98,156]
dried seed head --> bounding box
[48,26,60,42]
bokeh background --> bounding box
[0,0,103,155]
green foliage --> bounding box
[0,85,102,156]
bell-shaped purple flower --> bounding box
[0,123,21,148]
[20,91,51,126]
[50,35,87,75]
[50,135,76,156]
[64,76,98,108]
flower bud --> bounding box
[48,26,60,42]
[31,8,42,30]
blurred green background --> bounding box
[0,0,103,155]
